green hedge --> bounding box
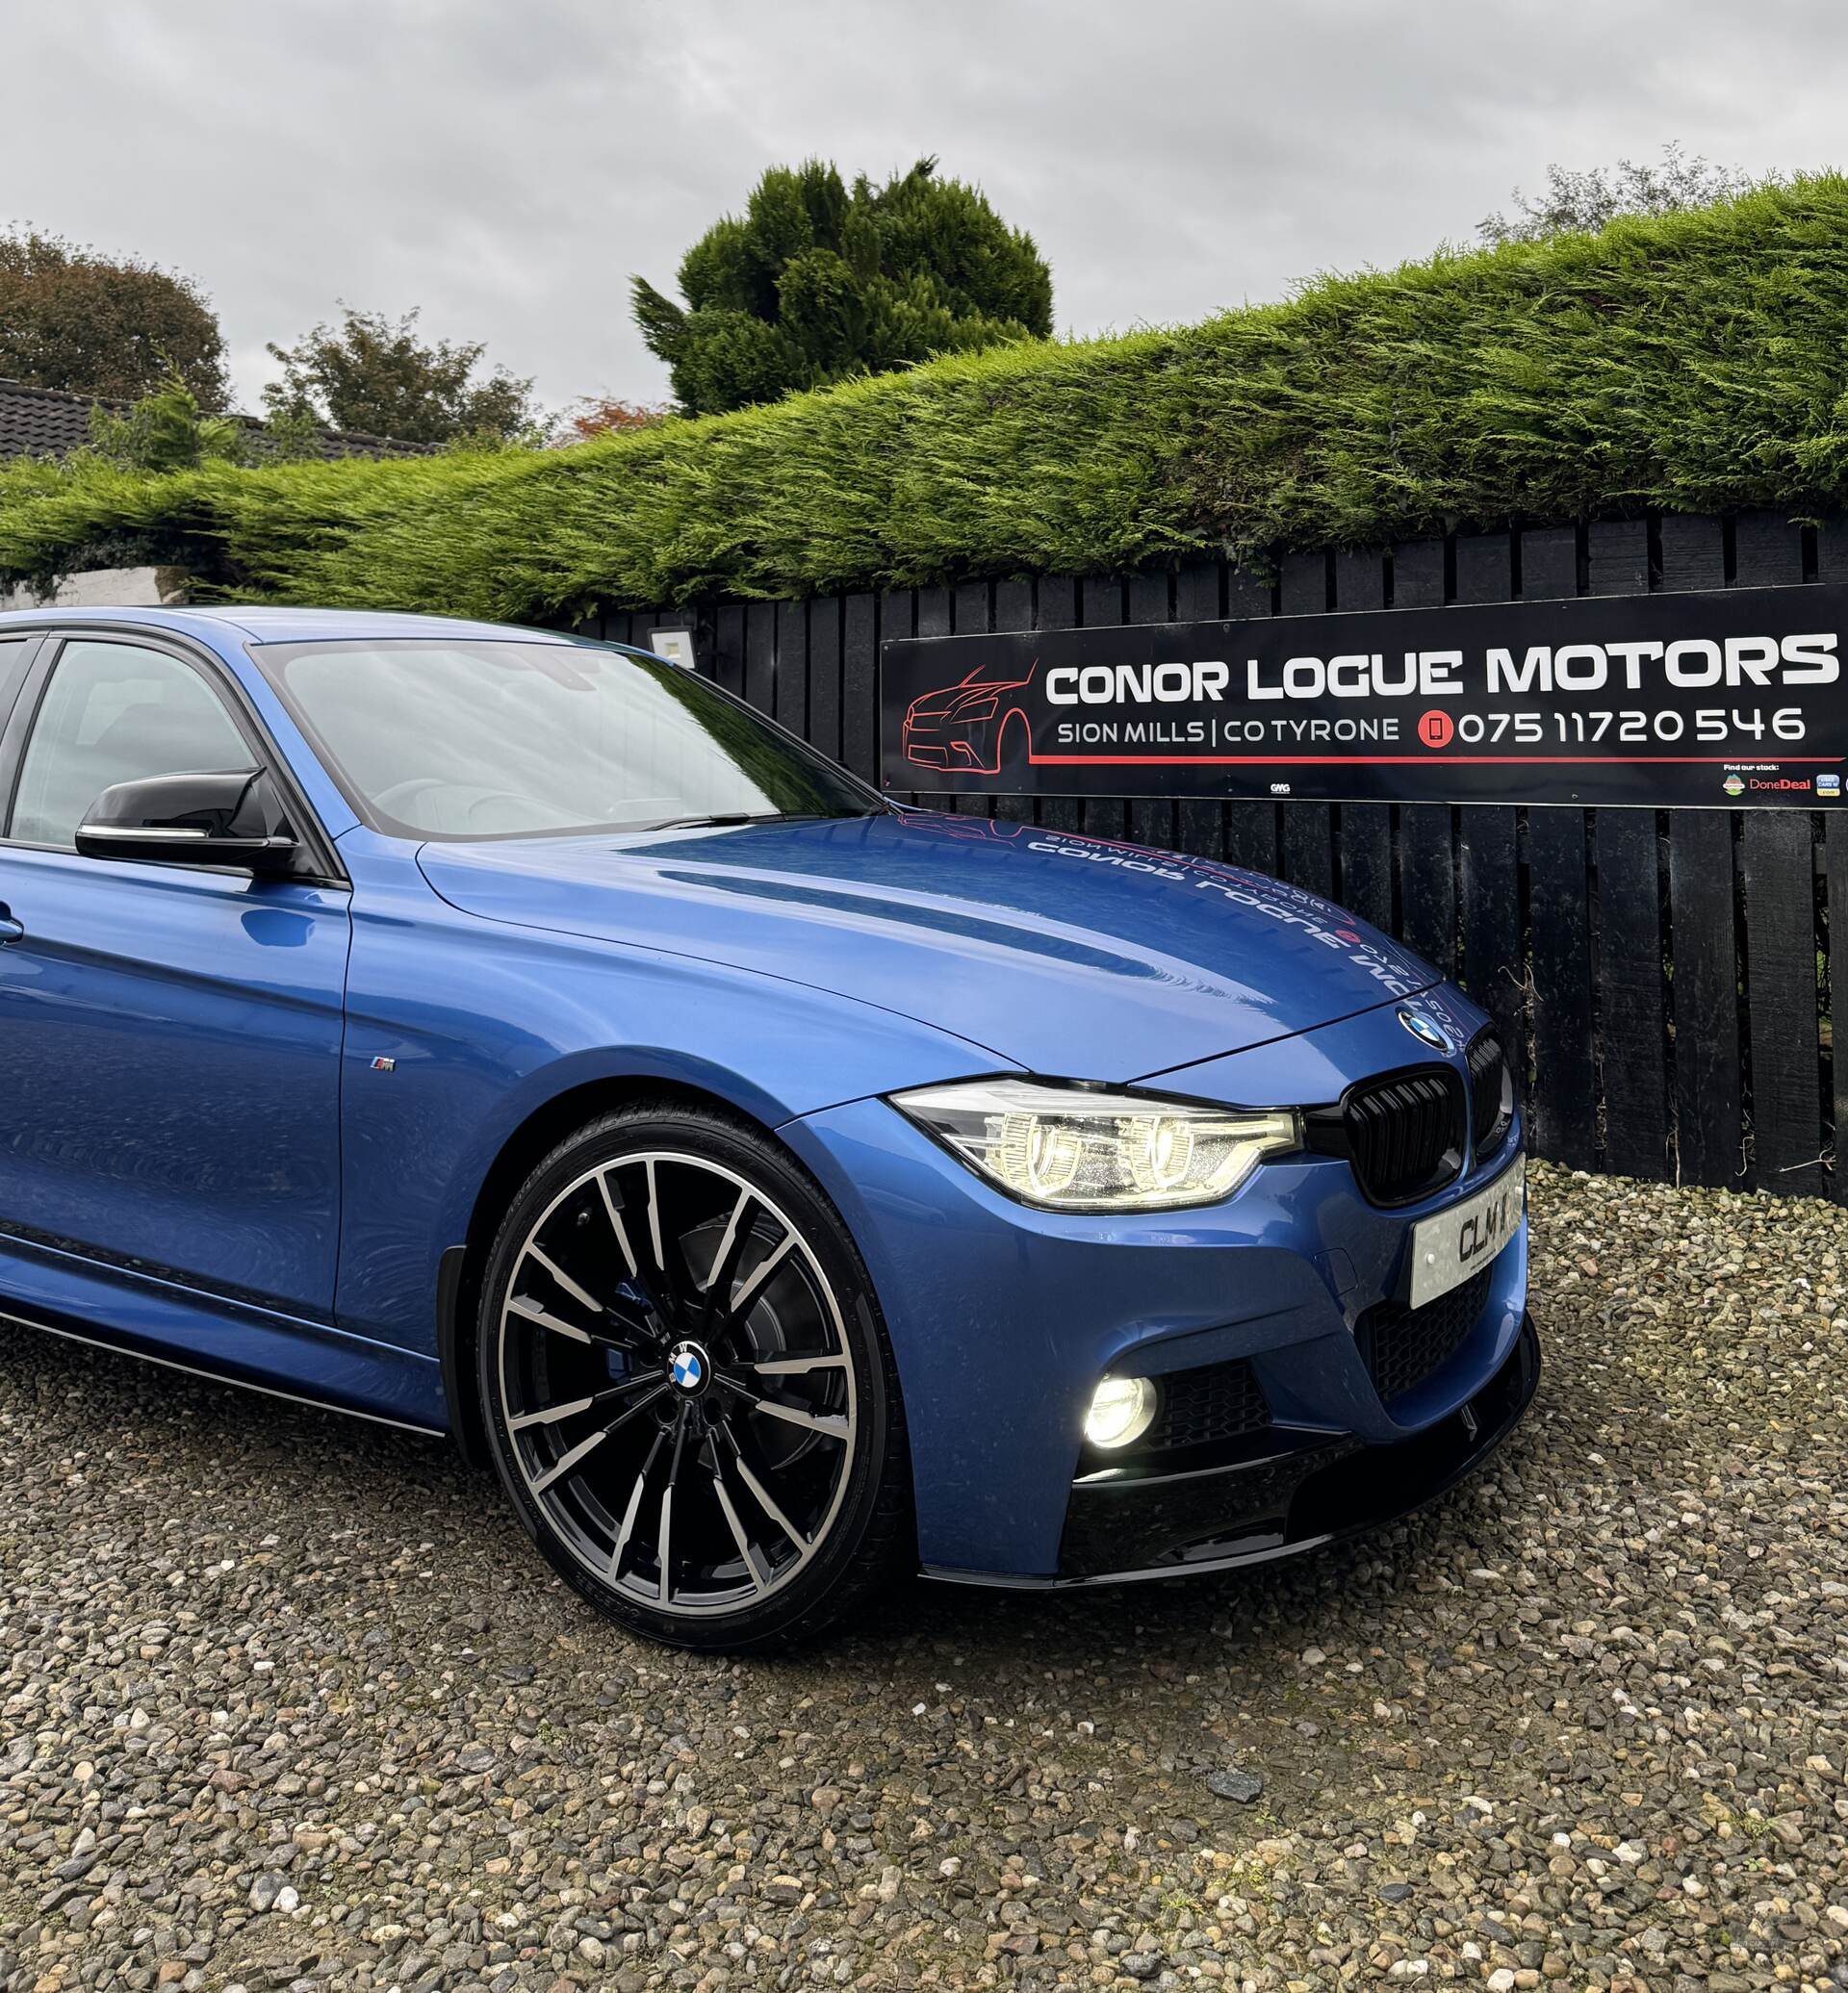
[5,178,1848,620]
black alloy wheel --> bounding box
[477,1104,909,1648]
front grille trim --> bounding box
[1338,1062,1466,1207]
[1465,1029,1512,1156]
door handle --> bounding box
[0,907,21,944]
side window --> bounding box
[10,640,251,849]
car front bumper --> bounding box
[1022,1311,1537,1585]
[780,992,1536,1583]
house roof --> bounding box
[0,377,439,465]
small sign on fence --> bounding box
[881,582,1848,808]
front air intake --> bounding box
[1357,1265,1495,1404]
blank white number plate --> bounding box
[1406,1155,1525,1309]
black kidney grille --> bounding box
[1466,1031,1510,1153]
[1130,1359,1270,1457]
[1341,1067,1466,1204]
[1358,1265,1495,1405]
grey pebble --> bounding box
[247,1872,289,1912]
[1204,1769,1264,1803]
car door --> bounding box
[0,629,350,1319]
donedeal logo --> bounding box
[1750,777,1811,792]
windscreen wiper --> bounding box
[635,807,887,831]
[641,812,768,831]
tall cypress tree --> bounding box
[632,158,1052,415]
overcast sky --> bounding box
[6,0,1848,422]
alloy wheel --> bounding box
[494,1150,858,1616]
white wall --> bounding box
[0,566,188,612]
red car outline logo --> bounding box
[901,662,1036,776]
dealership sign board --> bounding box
[880,584,1848,808]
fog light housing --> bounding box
[1085,1375,1157,1449]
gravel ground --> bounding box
[1,1162,1844,1993]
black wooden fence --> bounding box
[568,508,1848,1201]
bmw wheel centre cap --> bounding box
[1396,1006,1452,1054]
[667,1340,710,1394]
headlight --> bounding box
[953,697,999,719]
[888,1078,1300,1212]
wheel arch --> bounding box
[435,1072,910,1489]
[437,1073,755,1467]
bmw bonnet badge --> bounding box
[1396,1007,1451,1054]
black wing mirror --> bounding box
[76,769,302,877]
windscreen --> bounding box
[257,637,884,839]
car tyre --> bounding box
[477,1102,911,1649]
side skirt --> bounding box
[0,1307,447,1439]
[0,1227,449,1434]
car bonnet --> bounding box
[416,811,1439,1085]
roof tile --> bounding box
[0,377,438,464]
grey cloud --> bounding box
[5,0,1845,419]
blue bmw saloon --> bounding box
[0,607,1534,1648]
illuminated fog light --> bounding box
[1085,1375,1157,1449]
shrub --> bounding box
[3,179,1847,618]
